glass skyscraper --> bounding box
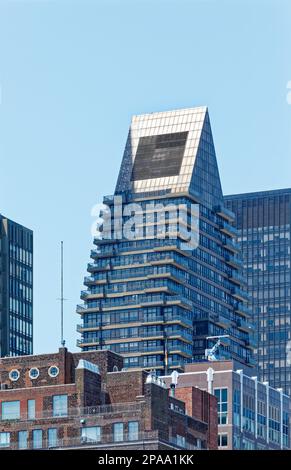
[225,189,291,396]
[0,215,33,356]
[77,107,255,373]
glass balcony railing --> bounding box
[219,221,238,237]
[223,238,240,253]
[236,317,252,332]
[231,286,250,302]
[215,204,235,222]
[225,254,243,268]
[235,302,252,318]
[229,270,245,286]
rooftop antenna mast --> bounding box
[60,241,66,347]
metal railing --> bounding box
[4,430,201,451]
[0,402,144,424]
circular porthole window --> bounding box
[48,366,59,378]
[9,369,20,382]
[29,367,40,380]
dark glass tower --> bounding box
[0,215,33,356]
[77,107,255,373]
[225,189,291,396]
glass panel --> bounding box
[28,399,35,420]
[221,388,228,402]
[131,132,188,181]
[81,426,101,443]
[18,431,28,449]
[0,432,10,448]
[32,430,42,449]
[113,422,124,442]
[52,395,68,417]
[1,401,20,420]
[48,428,57,448]
[128,421,139,441]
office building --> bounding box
[225,189,291,395]
[77,107,255,372]
[162,360,290,450]
[0,348,216,450]
[0,215,33,356]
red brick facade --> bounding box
[174,387,218,450]
[0,348,216,450]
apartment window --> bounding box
[1,400,20,420]
[214,388,228,424]
[128,421,139,441]
[48,428,58,448]
[113,422,124,442]
[18,431,28,449]
[218,433,228,447]
[27,399,35,419]
[0,432,10,448]
[52,395,68,417]
[81,426,101,443]
[32,429,43,449]
[176,434,186,448]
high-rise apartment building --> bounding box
[77,107,255,373]
[0,215,33,356]
[225,189,291,395]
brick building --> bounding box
[0,348,216,450]
[162,360,291,450]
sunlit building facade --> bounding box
[225,189,291,396]
[77,107,255,373]
[0,215,33,356]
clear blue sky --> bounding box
[0,0,291,354]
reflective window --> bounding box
[113,422,124,442]
[32,429,42,449]
[1,401,20,420]
[0,432,10,448]
[128,421,139,441]
[214,388,228,425]
[18,431,28,449]
[48,428,58,448]
[52,395,68,417]
[28,399,36,420]
[218,433,228,447]
[81,426,101,443]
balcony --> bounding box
[231,286,249,302]
[77,338,99,347]
[87,262,111,273]
[167,345,192,356]
[84,275,99,286]
[225,254,242,269]
[219,221,238,238]
[245,336,257,349]
[77,323,105,332]
[229,270,245,286]
[167,329,192,342]
[215,204,235,222]
[245,356,257,367]
[236,317,252,333]
[80,290,104,300]
[235,303,252,318]
[141,330,164,339]
[166,295,193,309]
[76,303,100,314]
[216,315,232,329]
[223,238,240,253]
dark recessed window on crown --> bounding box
[131,131,188,181]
